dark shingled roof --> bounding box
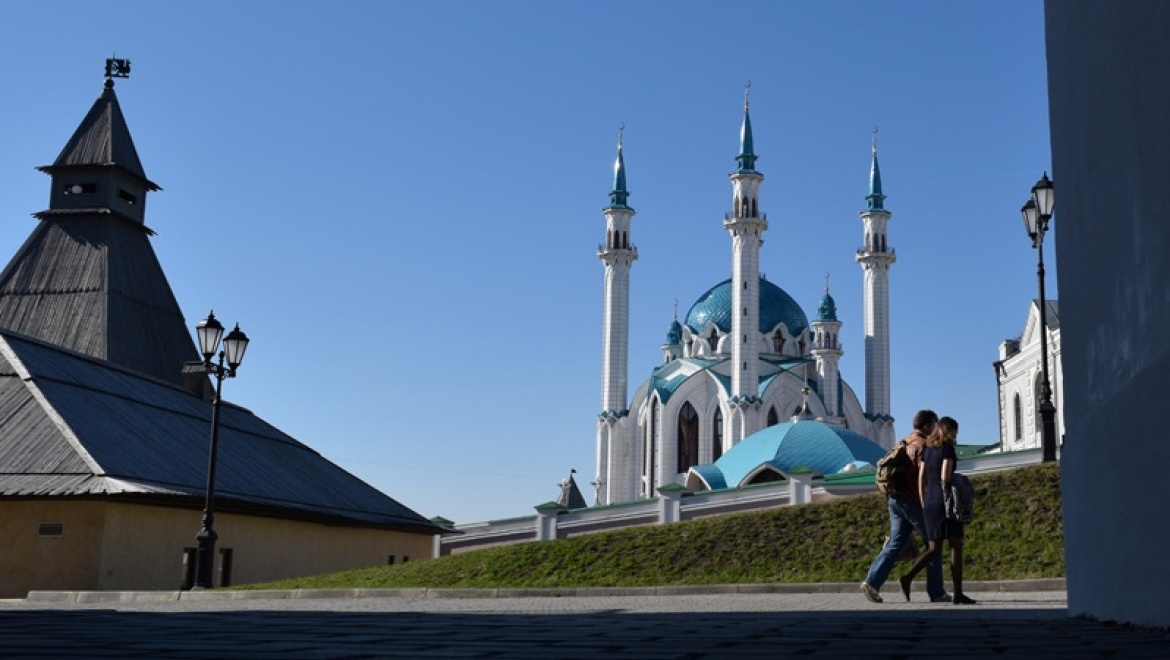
[40,83,156,189]
[0,330,438,532]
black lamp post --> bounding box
[1021,173,1058,462]
[189,311,249,588]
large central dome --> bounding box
[684,277,809,336]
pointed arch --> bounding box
[713,407,724,461]
[677,401,699,472]
[767,406,779,427]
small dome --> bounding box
[690,419,885,490]
[665,319,683,345]
[684,278,809,337]
[817,292,838,322]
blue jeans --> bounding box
[864,495,946,600]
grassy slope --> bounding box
[240,462,1062,590]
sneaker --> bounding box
[860,582,883,603]
[953,594,977,605]
[930,592,952,603]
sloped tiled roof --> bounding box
[0,331,438,532]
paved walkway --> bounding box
[1,583,1168,658]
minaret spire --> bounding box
[867,126,886,211]
[609,123,629,208]
[736,81,759,174]
[597,126,638,505]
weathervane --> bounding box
[105,56,131,87]
[744,79,751,110]
[872,125,878,155]
[618,122,625,149]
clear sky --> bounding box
[0,2,1052,524]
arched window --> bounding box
[707,329,719,351]
[644,399,659,497]
[767,407,779,427]
[677,402,699,472]
[751,198,758,217]
[773,331,785,353]
[735,196,741,218]
[713,408,724,461]
[1033,375,1045,441]
[1013,393,1022,442]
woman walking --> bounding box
[898,416,977,605]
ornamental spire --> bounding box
[608,123,630,208]
[736,81,758,174]
[866,126,886,211]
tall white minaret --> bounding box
[811,275,844,422]
[723,85,768,445]
[855,129,896,448]
[596,127,637,505]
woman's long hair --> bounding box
[926,416,959,448]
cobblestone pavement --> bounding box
[2,589,1168,658]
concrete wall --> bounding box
[0,500,435,597]
[1046,0,1170,627]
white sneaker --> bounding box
[860,582,883,603]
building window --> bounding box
[773,331,785,353]
[713,408,724,461]
[37,522,65,537]
[707,330,718,351]
[677,402,699,472]
[1013,393,1022,442]
[118,189,138,205]
[767,407,779,427]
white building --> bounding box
[594,95,896,506]
[994,300,1064,452]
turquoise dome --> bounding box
[684,278,809,336]
[689,419,885,490]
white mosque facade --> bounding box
[594,99,898,506]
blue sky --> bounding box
[0,2,1052,524]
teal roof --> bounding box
[735,107,759,174]
[817,292,838,322]
[684,278,809,336]
[700,419,886,489]
[608,141,630,209]
[866,149,886,211]
[665,319,683,345]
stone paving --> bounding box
[1,586,1168,658]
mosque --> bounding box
[594,94,896,506]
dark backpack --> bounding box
[875,440,914,496]
[945,472,976,524]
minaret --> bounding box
[596,126,637,505]
[855,129,896,447]
[810,275,844,422]
[723,84,768,444]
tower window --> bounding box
[707,330,718,351]
[773,331,785,353]
[118,189,138,205]
[63,183,96,195]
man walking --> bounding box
[860,409,949,603]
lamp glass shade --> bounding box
[1021,199,1039,240]
[195,312,225,361]
[222,324,250,370]
[1032,172,1055,218]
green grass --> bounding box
[237,462,1062,590]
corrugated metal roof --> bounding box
[0,332,438,532]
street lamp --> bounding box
[186,311,250,588]
[1020,172,1058,462]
